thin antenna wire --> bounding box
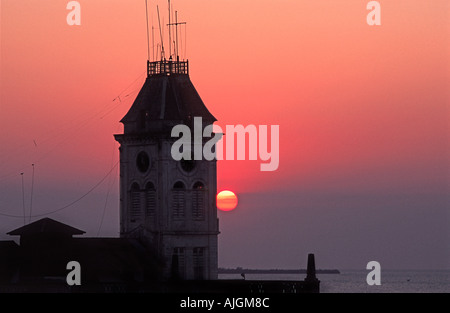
[145,0,150,61]
[152,17,155,61]
[162,17,165,55]
[29,164,35,222]
[168,0,171,59]
[171,3,175,57]
[175,11,178,59]
[179,22,183,59]
[21,172,25,225]
[157,5,165,59]
[97,130,119,236]
[168,10,186,60]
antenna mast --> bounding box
[21,172,25,225]
[29,163,35,222]
[167,11,186,60]
[145,0,150,61]
[147,1,189,76]
[157,5,165,60]
[175,11,178,59]
[168,0,172,59]
[152,22,155,61]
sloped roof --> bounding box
[7,218,85,236]
[121,74,216,125]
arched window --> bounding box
[172,247,186,279]
[130,183,141,220]
[145,182,156,218]
[172,181,185,219]
[192,182,205,220]
[193,247,205,280]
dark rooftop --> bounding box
[120,60,216,135]
[7,218,85,236]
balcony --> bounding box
[147,59,189,76]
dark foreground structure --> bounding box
[0,218,319,293]
[0,32,323,294]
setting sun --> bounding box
[217,190,238,211]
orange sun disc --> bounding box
[217,190,238,211]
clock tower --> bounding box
[114,59,219,280]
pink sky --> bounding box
[1,0,449,269]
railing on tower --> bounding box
[147,59,189,77]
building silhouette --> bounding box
[114,59,219,280]
[0,36,319,294]
[0,58,220,288]
[0,218,161,291]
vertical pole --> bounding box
[21,172,25,225]
[168,0,171,59]
[175,11,179,60]
[29,164,35,222]
[145,0,150,61]
[157,6,165,60]
[152,24,155,61]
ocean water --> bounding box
[218,270,450,293]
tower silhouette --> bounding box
[114,58,219,280]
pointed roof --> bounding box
[120,74,216,128]
[7,218,85,236]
